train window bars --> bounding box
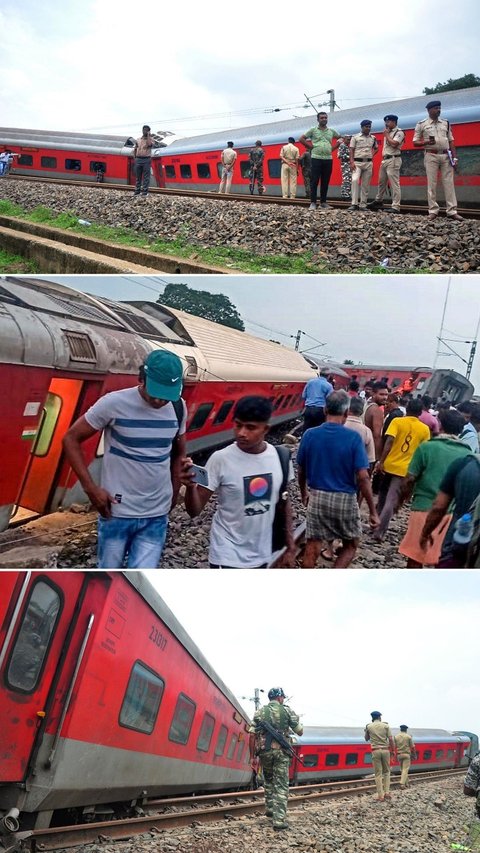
[197,712,216,752]
[6,579,62,694]
[168,693,196,745]
[119,661,165,735]
[214,724,228,757]
[226,734,238,761]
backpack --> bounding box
[172,398,185,436]
[271,445,291,552]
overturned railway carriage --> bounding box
[289,727,471,785]
[333,364,474,403]
[1,87,479,205]
[0,571,252,832]
[0,277,313,532]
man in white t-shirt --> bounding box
[63,349,187,569]
[181,396,296,568]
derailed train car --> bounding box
[0,277,313,532]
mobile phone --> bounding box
[190,464,209,488]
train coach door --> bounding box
[0,572,87,783]
[16,377,84,515]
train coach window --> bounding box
[240,161,251,180]
[447,749,455,759]
[33,393,62,457]
[197,712,216,752]
[197,163,211,179]
[227,734,238,760]
[457,145,480,175]
[6,580,62,693]
[119,662,164,734]
[325,754,339,766]
[399,150,427,177]
[282,395,293,409]
[423,750,432,760]
[165,165,176,179]
[18,154,33,166]
[273,396,284,410]
[213,400,234,426]
[214,724,228,756]
[267,159,281,180]
[302,754,319,767]
[364,752,372,764]
[180,164,192,180]
[436,749,445,760]
[41,156,57,168]
[216,163,223,180]
[65,159,82,171]
[90,161,106,174]
[236,741,245,762]
[169,693,196,744]
[346,753,358,765]
[188,403,214,431]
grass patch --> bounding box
[0,248,39,272]
[0,198,433,274]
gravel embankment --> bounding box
[1,180,479,271]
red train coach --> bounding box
[335,364,474,402]
[0,571,252,832]
[289,726,471,785]
[157,87,480,205]
[0,277,313,532]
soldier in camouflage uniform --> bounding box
[337,136,352,199]
[299,150,311,197]
[250,687,303,831]
[249,140,265,195]
[464,753,480,850]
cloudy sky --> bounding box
[144,569,480,734]
[46,274,480,394]
[1,0,478,138]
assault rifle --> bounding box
[256,719,305,765]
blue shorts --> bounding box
[97,515,168,569]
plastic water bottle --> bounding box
[452,513,474,545]
[379,257,389,268]
[77,218,91,226]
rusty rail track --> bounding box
[17,768,464,851]
[4,175,480,219]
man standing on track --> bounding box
[218,141,237,194]
[413,100,463,221]
[249,140,265,195]
[365,711,395,802]
[299,148,312,198]
[133,125,154,198]
[63,350,187,569]
[250,688,303,831]
[280,137,300,198]
[369,115,405,214]
[299,112,342,210]
[302,367,333,431]
[349,120,379,211]
[394,725,416,788]
[364,382,389,463]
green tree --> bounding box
[158,283,245,331]
[423,73,480,94]
[343,359,354,365]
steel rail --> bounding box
[5,176,480,219]
[25,768,464,851]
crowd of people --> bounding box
[61,349,479,570]
[217,99,464,220]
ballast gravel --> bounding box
[1,180,479,271]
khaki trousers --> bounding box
[398,753,411,785]
[281,163,297,198]
[351,161,373,207]
[424,153,458,215]
[218,166,233,194]
[372,749,391,797]
[375,157,402,209]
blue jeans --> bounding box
[97,515,168,568]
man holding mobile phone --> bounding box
[413,100,463,221]
[181,396,296,568]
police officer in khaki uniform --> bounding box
[364,711,395,801]
[369,115,405,213]
[413,100,463,221]
[218,141,237,194]
[394,725,416,787]
[280,137,300,198]
[349,121,379,210]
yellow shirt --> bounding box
[384,416,430,477]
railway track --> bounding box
[5,175,480,219]
[15,768,464,851]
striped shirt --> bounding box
[85,386,187,518]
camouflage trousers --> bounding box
[249,165,264,194]
[259,749,290,826]
[340,162,352,198]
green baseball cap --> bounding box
[143,350,183,401]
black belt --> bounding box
[426,149,448,154]
[354,157,372,162]
[383,154,401,159]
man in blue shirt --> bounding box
[297,390,380,567]
[302,368,333,431]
